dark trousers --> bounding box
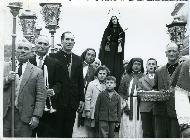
[98,121,115,138]
[55,109,76,138]
[86,126,97,138]
[32,112,57,137]
[154,115,180,138]
[141,112,154,138]
[3,107,32,137]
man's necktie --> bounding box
[18,63,23,77]
[39,58,43,68]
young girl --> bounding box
[84,65,110,137]
[118,58,145,138]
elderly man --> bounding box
[3,38,47,137]
[153,42,180,138]
[53,31,85,138]
[171,59,190,137]
[32,35,63,137]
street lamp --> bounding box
[40,3,62,53]
[34,25,42,38]
[7,2,22,137]
[19,9,37,43]
[166,16,187,50]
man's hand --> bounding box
[77,101,84,113]
[29,116,39,129]
[47,89,55,97]
[85,110,91,118]
[7,71,16,82]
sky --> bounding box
[0,1,188,67]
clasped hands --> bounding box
[47,89,55,97]
[29,116,39,129]
[122,99,130,115]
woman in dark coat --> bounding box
[98,16,125,91]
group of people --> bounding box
[3,15,190,138]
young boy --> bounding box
[138,58,157,138]
[95,76,121,138]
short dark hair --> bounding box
[95,65,110,77]
[105,76,116,83]
[61,31,72,41]
[147,58,157,65]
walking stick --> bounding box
[7,2,22,137]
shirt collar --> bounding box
[166,62,179,69]
[16,60,28,65]
[148,73,155,79]
[62,50,72,56]
[38,55,46,61]
[83,61,89,67]
[16,60,28,74]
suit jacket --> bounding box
[3,62,47,123]
[138,75,155,112]
[35,55,63,109]
[172,61,190,126]
[171,60,190,92]
[54,51,85,111]
[84,79,106,119]
[94,90,121,122]
[153,65,179,117]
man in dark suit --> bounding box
[138,58,157,138]
[3,38,47,137]
[53,31,85,138]
[32,35,62,137]
[153,42,180,138]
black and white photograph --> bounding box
[0,0,189,138]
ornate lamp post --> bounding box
[7,2,22,137]
[19,9,37,43]
[166,16,187,51]
[34,25,42,39]
[40,3,62,53]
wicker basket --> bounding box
[137,90,171,102]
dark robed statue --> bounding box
[98,16,125,91]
